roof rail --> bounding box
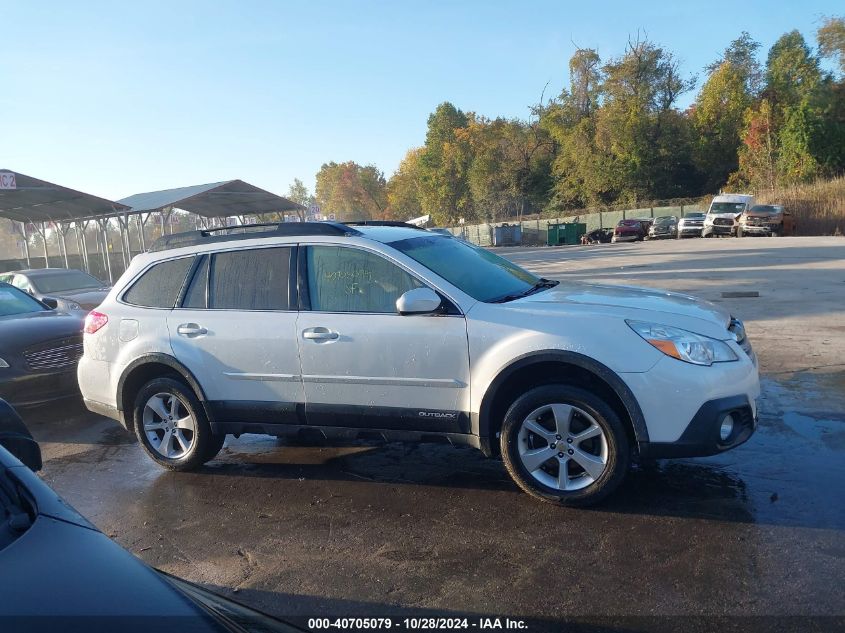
[344,221,426,229]
[149,222,361,252]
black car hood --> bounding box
[0,311,84,354]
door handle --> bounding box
[177,323,208,337]
[302,327,339,341]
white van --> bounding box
[703,193,755,237]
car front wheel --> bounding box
[133,377,225,471]
[500,385,629,506]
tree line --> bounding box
[288,18,845,226]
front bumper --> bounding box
[612,234,639,242]
[740,224,772,235]
[0,366,81,408]
[640,395,757,458]
[678,225,702,235]
[705,224,735,235]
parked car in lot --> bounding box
[703,193,755,238]
[0,398,301,633]
[0,268,110,314]
[648,216,678,239]
[78,221,760,506]
[737,204,794,237]
[611,219,649,242]
[0,282,84,409]
[677,212,706,238]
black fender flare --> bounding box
[116,353,208,412]
[475,350,650,448]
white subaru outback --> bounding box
[78,222,760,506]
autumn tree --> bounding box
[386,148,425,220]
[315,161,388,221]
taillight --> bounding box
[84,310,108,334]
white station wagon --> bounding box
[78,222,760,505]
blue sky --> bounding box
[2,0,840,202]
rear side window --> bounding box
[123,257,194,308]
[209,248,291,310]
[182,256,209,309]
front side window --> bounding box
[306,246,422,313]
[209,248,291,310]
[390,235,538,303]
[123,257,194,308]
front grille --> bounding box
[24,337,84,371]
[683,221,703,227]
[746,217,767,226]
[714,218,734,226]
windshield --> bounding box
[685,213,706,219]
[709,202,746,214]
[30,271,103,293]
[0,284,47,316]
[618,220,640,226]
[655,216,676,225]
[389,235,539,302]
[750,205,780,214]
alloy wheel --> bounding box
[517,403,608,491]
[142,392,197,459]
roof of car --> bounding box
[4,268,86,277]
[148,221,439,253]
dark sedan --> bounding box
[0,282,85,408]
[0,399,300,633]
[0,268,110,313]
[647,215,678,239]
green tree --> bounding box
[765,31,821,113]
[417,102,475,224]
[286,178,314,221]
[707,32,763,95]
[315,161,388,221]
[692,61,752,191]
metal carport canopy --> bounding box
[0,169,129,222]
[116,179,304,217]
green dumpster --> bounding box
[547,222,587,245]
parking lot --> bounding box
[24,236,845,624]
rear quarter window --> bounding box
[123,257,194,308]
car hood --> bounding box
[0,310,84,353]
[513,281,731,334]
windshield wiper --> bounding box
[490,278,559,303]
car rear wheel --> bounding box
[500,385,629,506]
[133,377,225,471]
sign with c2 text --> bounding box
[0,172,16,189]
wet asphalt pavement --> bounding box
[19,237,845,626]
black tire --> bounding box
[132,377,224,471]
[500,385,630,506]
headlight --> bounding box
[626,320,738,366]
[0,357,9,368]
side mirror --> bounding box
[41,297,59,310]
[396,287,442,315]
[0,399,42,471]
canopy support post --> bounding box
[16,222,32,268]
[79,221,91,274]
[58,223,70,268]
[97,219,114,283]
